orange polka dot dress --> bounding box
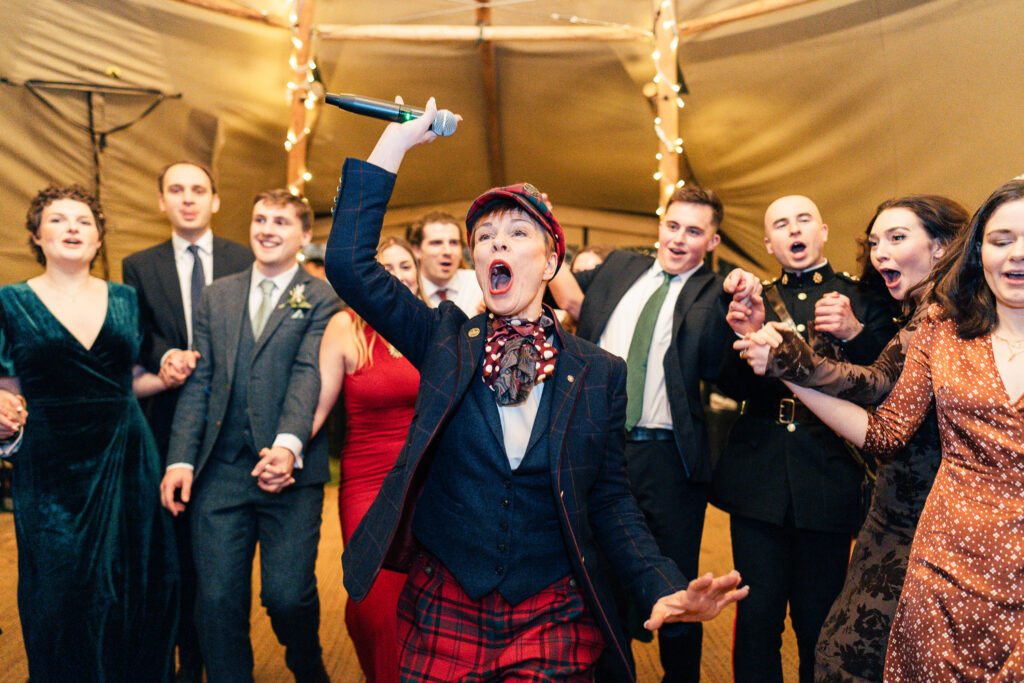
[863,310,1024,680]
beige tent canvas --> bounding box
[1,0,1022,285]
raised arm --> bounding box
[785,313,939,457]
[325,98,460,367]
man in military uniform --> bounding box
[712,195,897,683]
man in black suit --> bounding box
[326,99,747,681]
[159,190,339,683]
[122,160,252,682]
[548,185,732,682]
[713,195,897,683]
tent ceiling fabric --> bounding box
[1,0,1022,285]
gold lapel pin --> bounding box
[467,328,481,338]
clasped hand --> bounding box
[159,349,201,388]
[0,389,27,440]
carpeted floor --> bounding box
[0,488,798,682]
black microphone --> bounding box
[324,93,457,137]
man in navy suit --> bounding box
[548,185,733,682]
[122,161,252,682]
[160,189,339,683]
[326,98,747,681]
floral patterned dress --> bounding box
[766,304,940,682]
[862,309,1024,680]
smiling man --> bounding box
[711,194,897,683]
[546,185,733,682]
[326,99,747,682]
[160,189,339,683]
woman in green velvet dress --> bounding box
[0,185,178,681]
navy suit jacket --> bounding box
[573,251,731,483]
[122,236,252,457]
[326,159,686,680]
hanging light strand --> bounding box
[284,1,318,194]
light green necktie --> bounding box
[252,279,276,338]
[625,272,672,431]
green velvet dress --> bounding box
[0,281,178,682]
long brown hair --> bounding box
[350,236,428,370]
[930,179,1024,339]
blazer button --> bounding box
[495,565,504,576]
[497,543,506,553]
[787,423,797,433]
[567,374,575,383]
[501,498,510,508]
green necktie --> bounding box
[252,279,276,338]
[625,272,672,431]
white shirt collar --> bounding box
[650,259,703,282]
[251,262,300,293]
[172,229,213,258]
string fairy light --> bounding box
[650,0,684,216]
[284,0,319,195]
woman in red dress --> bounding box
[314,237,425,683]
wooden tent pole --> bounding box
[316,24,648,42]
[476,0,505,188]
[286,0,315,195]
[654,0,679,209]
[316,0,824,43]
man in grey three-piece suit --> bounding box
[160,189,339,683]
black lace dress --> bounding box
[764,305,939,683]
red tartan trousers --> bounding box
[396,552,607,682]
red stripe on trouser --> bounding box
[396,553,606,682]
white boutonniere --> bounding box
[279,284,313,318]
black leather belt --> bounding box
[626,427,674,442]
[740,397,820,425]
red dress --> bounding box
[338,313,419,683]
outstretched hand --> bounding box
[367,96,463,174]
[645,570,748,630]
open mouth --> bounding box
[880,268,902,287]
[489,260,513,295]
[255,237,281,249]
[789,241,807,256]
[1005,270,1024,284]
[62,238,82,246]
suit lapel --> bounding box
[546,331,588,476]
[593,256,650,335]
[671,266,713,340]
[222,268,251,380]
[154,240,189,345]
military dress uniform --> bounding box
[710,262,897,683]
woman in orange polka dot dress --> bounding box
[772,179,1024,680]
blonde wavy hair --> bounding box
[351,236,430,370]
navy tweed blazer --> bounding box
[325,159,686,680]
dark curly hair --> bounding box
[25,184,106,266]
[931,179,1024,339]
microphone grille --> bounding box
[431,109,457,137]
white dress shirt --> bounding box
[422,269,484,317]
[497,383,544,470]
[171,229,214,347]
[597,261,702,430]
